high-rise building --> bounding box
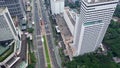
[0,7,17,42]
[51,0,64,15]
[72,0,119,56]
[63,0,118,58]
[0,0,25,18]
[0,7,21,68]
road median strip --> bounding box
[43,35,51,68]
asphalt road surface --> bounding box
[38,0,60,68]
[32,0,46,68]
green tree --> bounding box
[114,5,120,18]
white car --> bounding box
[32,21,35,25]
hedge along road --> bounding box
[43,35,51,68]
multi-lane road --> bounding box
[32,0,60,67]
[32,0,46,68]
[38,0,60,68]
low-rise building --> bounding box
[51,0,64,15]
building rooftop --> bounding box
[0,39,14,55]
[55,15,73,59]
[55,15,72,41]
[0,7,5,13]
[64,7,76,26]
[0,41,15,63]
[85,0,116,4]
[0,46,9,55]
[66,11,76,26]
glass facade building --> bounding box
[0,0,24,18]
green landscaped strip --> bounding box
[27,38,36,68]
[43,35,51,68]
[0,43,14,62]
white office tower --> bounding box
[0,7,21,67]
[51,0,64,15]
[0,7,17,41]
[71,0,119,56]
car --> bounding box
[21,23,27,30]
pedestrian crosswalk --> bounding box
[36,33,51,38]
